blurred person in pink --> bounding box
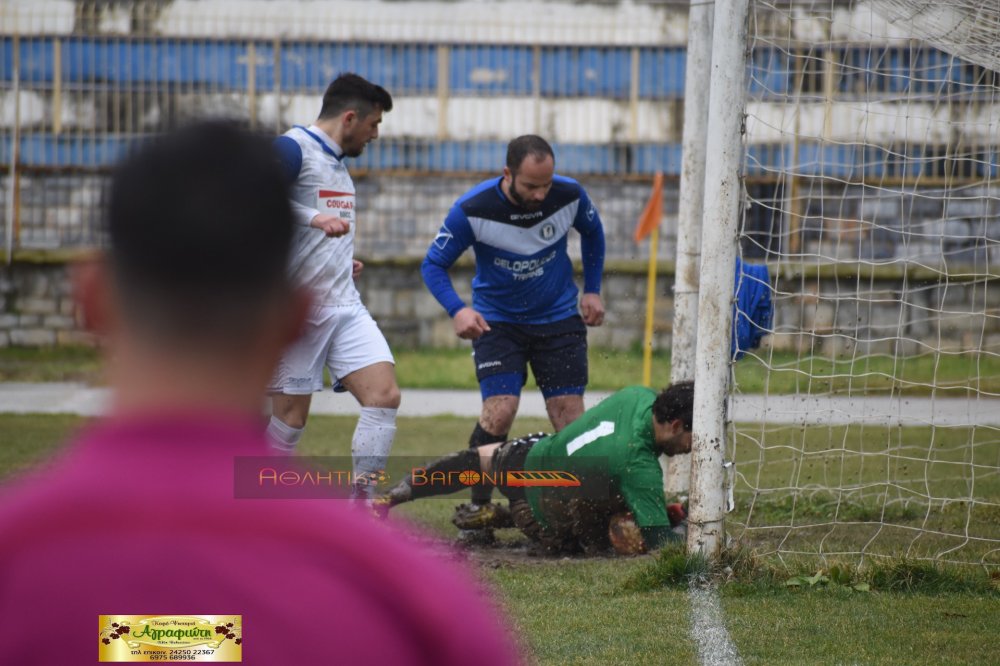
[0,121,519,666]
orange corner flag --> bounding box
[633,172,664,243]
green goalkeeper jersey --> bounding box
[524,385,668,528]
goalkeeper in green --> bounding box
[376,381,693,555]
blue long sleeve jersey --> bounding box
[421,176,606,324]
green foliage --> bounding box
[784,566,870,593]
[622,544,712,591]
[720,542,998,597]
[865,559,997,595]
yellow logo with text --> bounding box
[99,615,242,662]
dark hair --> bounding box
[318,73,393,120]
[106,120,294,345]
[506,135,555,173]
[652,381,695,430]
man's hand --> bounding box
[309,213,351,237]
[667,502,687,528]
[608,512,647,556]
[453,307,491,340]
[352,260,363,279]
[581,292,605,326]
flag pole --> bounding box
[641,225,658,387]
[634,172,664,386]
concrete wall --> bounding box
[1,173,680,260]
[4,258,1000,357]
[0,261,92,346]
[0,258,674,350]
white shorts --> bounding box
[269,302,395,395]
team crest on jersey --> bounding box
[434,226,454,249]
[540,222,556,241]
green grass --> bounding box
[5,345,1000,395]
[723,587,1000,665]
[297,413,550,524]
[0,413,81,480]
[734,350,1000,396]
[0,346,105,383]
[730,423,1000,564]
[484,560,697,665]
[393,346,671,391]
[622,544,711,591]
[2,413,998,665]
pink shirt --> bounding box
[0,413,520,665]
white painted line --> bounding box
[689,585,743,666]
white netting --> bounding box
[869,0,1000,75]
[730,0,1000,568]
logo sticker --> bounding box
[433,226,454,250]
[411,469,581,488]
[540,222,556,240]
[99,615,242,662]
[317,190,355,223]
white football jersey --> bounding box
[283,125,360,306]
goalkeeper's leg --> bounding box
[374,448,482,514]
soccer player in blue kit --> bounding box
[421,135,606,540]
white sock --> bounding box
[351,407,397,498]
[266,416,303,454]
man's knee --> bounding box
[354,380,401,409]
[373,383,402,409]
[480,397,518,434]
[280,414,307,430]
[544,394,584,431]
[272,395,310,429]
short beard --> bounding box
[343,143,365,158]
[508,175,540,210]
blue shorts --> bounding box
[472,315,588,400]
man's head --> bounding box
[78,120,306,384]
[317,73,393,157]
[502,135,555,211]
[652,381,695,456]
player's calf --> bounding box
[265,415,304,454]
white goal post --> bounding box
[685,0,1000,569]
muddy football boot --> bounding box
[371,495,393,520]
[452,502,513,530]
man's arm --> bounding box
[575,188,606,325]
[619,461,673,548]
[273,136,348,236]
[421,207,488,338]
[273,136,302,184]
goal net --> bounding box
[729,0,1000,569]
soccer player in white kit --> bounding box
[267,73,400,500]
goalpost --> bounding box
[686,0,1000,569]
